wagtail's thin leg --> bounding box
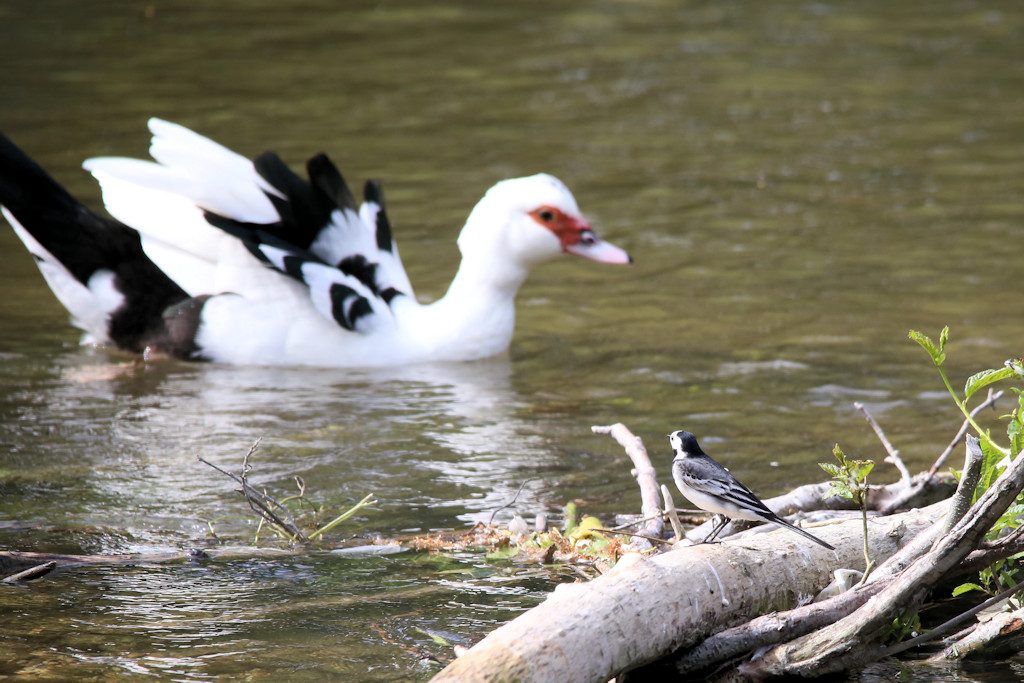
[702,516,730,543]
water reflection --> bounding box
[5,348,560,549]
[0,554,556,682]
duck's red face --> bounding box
[528,205,631,264]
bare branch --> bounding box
[592,424,664,547]
[884,580,1022,658]
[870,391,1006,517]
[593,528,674,546]
[938,435,984,538]
[930,603,1024,661]
[199,439,308,542]
[487,479,535,527]
[854,401,911,486]
[2,561,57,584]
[661,485,685,542]
[927,389,1003,480]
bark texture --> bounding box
[432,505,939,683]
[743,444,1024,677]
[932,606,1024,661]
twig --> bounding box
[592,424,664,547]
[661,485,685,542]
[877,390,1005,517]
[883,580,1022,657]
[927,389,1003,480]
[854,402,911,486]
[568,565,596,581]
[593,528,674,546]
[608,509,710,532]
[938,435,984,539]
[2,561,57,584]
[608,513,664,531]
[370,623,448,666]
[199,439,308,542]
[487,479,535,527]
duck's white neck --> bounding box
[404,190,562,362]
[419,250,528,358]
[447,246,532,298]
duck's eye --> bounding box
[579,230,597,245]
[538,210,555,222]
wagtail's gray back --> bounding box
[668,430,834,550]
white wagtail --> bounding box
[669,430,834,550]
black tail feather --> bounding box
[0,131,187,353]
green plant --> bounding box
[563,501,578,534]
[909,327,1024,599]
[887,609,921,644]
[908,327,1015,459]
[820,444,875,580]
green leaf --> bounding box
[1008,409,1024,457]
[413,627,452,647]
[964,367,1016,402]
[563,501,578,534]
[826,480,853,500]
[938,326,950,355]
[952,582,985,598]
[832,443,847,465]
[485,546,519,561]
[819,462,842,477]
[976,437,1006,504]
[908,330,945,366]
[856,461,875,480]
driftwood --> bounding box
[591,424,665,548]
[2,560,56,584]
[432,504,935,682]
[0,546,303,577]
[670,522,945,676]
[931,603,1024,661]
[434,407,1024,682]
[734,437,1024,678]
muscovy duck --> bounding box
[0,119,630,367]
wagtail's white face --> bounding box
[669,429,701,459]
[669,430,687,457]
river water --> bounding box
[1,1,1022,680]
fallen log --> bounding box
[931,604,1024,661]
[2,560,57,584]
[432,503,938,682]
[0,546,304,576]
[739,438,1024,677]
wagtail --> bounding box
[669,430,834,550]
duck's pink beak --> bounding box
[566,238,632,264]
[529,206,633,265]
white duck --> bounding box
[0,119,630,367]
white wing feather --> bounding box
[81,119,417,348]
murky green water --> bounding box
[1,1,1023,679]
